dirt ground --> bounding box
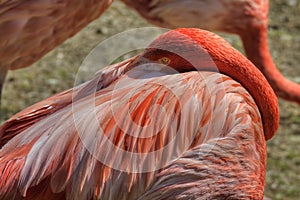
[1,0,299,199]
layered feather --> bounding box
[0,62,265,199]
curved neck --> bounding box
[133,28,279,140]
[241,27,300,104]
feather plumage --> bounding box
[0,28,278,199]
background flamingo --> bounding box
[0,0,299,104]
[121,0,300,104]
[0,28,279,199]
[0,0,113,99]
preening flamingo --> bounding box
[0,28,279,199]
[0,0,299,105]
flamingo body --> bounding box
[0,29,279,199]
[0,71,266,199]
[0,0,112,70]
[121,0,267,34]
[0,0,112,98]
[0,0,112,99]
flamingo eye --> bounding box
[158,57,170,65]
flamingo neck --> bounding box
[241,27,300,104]
[178,28,279,140]
[138,28,279,140]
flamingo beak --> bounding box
[125,54,150,71]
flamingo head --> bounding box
[128,28,279,140]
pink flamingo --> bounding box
[0,0,113,98]
[0,28,279,199]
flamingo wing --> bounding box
[139,125,266,200]
[0,64,266,199]
[0,57,137,148]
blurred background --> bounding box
[0,0,299,199]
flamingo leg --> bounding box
[0,67,7,106]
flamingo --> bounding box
[0,0,113,99]
[0,0,299,105]
[0,28,279,199]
